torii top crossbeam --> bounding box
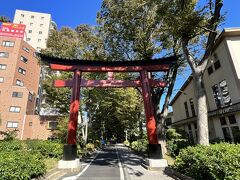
[39,54,176,72]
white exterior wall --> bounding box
[171,29,240,143]
[172,81,196,123]
[13,9,51,50]
[204,38,240,111]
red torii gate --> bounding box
[40,54,176,160]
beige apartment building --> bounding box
[0,36,57,140]
[13,9,56,51]
[170,28,240,143]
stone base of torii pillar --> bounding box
[145,144,168,170]
[58,144,80,169]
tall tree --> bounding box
[98,0,183,153]
[160,0,223,145]
[0,16,10,23]
[42,25,143,143]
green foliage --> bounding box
[123,140,130,146]
[0,151,46,180]
[173,143,240,180]
[166,128,190,157]
[55,116,68,143]
[0,140,23,151]
[93,140,101,148]
[86,143,95,152]
[0,129,18,141]
[167,139,190,157]
[131,139,148,153]
[166,128,182,140]
[25,140,63,158]
[0,16,10,23]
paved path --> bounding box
[49,144,174,180]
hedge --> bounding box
[0,140,23,152]
[25,140,63,158]
[131,139,148,153]
[0,151,46,180]
[173,143,240,180]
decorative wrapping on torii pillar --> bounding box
[39,54,176,160]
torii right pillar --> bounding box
[140,70,162,159]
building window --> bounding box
[28,93,33,101]
[18,67,26,75]
[207,66,213,75]
[19,21,23,24]
[220,117,227,125]
[28,30,32,33]
[48,121,58,130]
[228,115,237,124]
[212,80,232,108]
[39,31,42,35]
[26,38,31,41]
[12,92,23,98]
[7,121,18,128]
[0,77,4,83]
[0,64,7,70]
[20,56,28,63]
[9,106,21,113]
[21,14,24,17]
[30,22,33,26]
[36,47,41,52]
[165,118,172,126]
[23,47,30,53]
[40,24,43,27]
[2,41,15,47]
[220,115,240,143]
[213,54,221,70]
[38,39,41,42]
[0,52,9,58]
[16,79,24,87]
[184,102,190,118]
[189,98,196,117]
[29,122,33,126]
[31,15,34,19]
[41,17,44,20]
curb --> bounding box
[164,167,194,180]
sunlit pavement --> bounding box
[49,144,174,180]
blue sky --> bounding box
[0,0,102,28]
[0,0,239,29]
[0,0,239,108]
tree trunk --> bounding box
[138,112,143,139]
[193,72,209,145]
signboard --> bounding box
[0,23,26,39]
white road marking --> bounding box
[116,146,125,180]
[62,151,100,180]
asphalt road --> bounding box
[63,145,125,180]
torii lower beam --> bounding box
[54,79,167,88]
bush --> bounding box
[123,140,130,146]
[86,143,95,152]
[94,140,101,148]
[166,128,191,157]
[173,143,240,180]
[167,139,190,157]
[25,140,63,158]
[0,129,18,141]
[0,151,46,179]
[131,139,148,153]
[0,140,23,152]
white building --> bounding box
[13,9,55,51]
[170,28,240,143]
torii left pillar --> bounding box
[63,70,81,161]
